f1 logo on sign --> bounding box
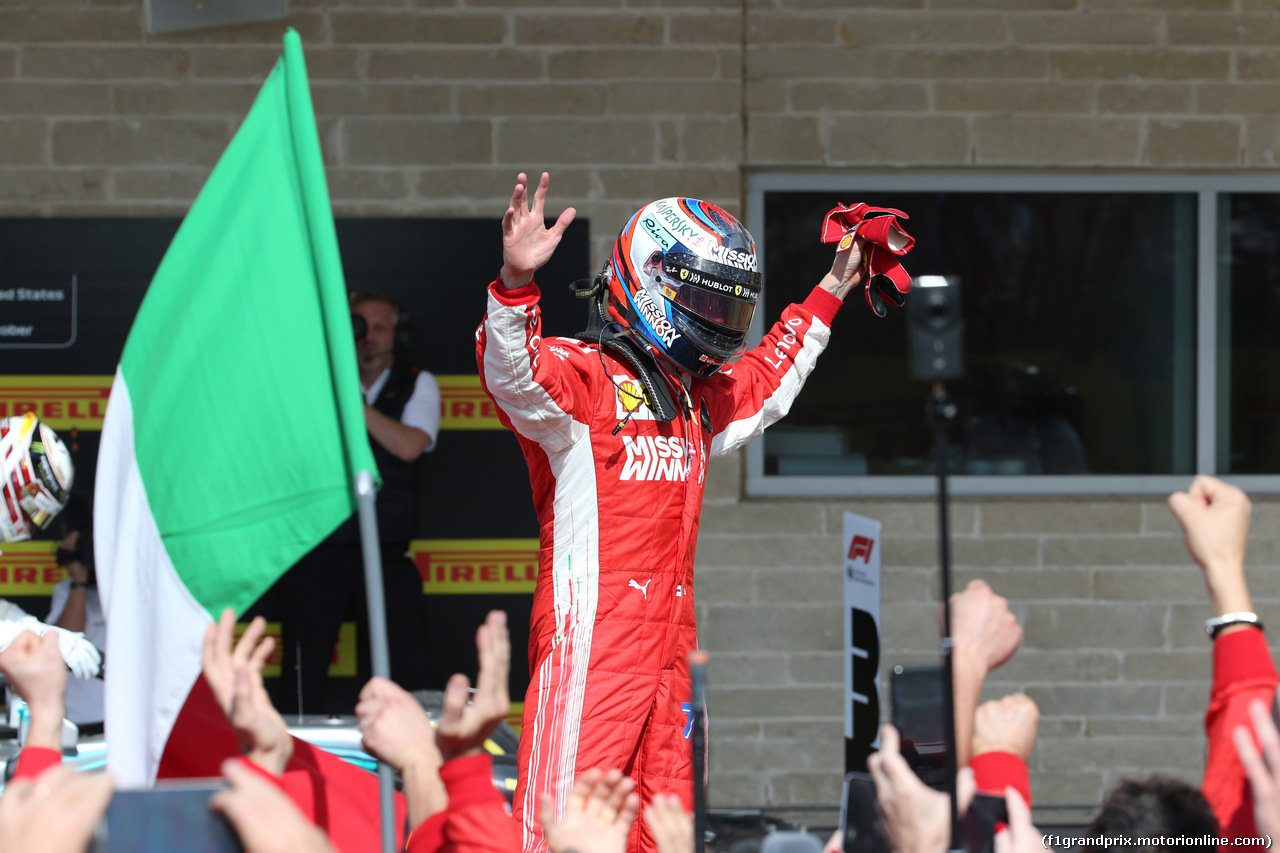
[843,513,882,774]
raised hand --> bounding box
[539,768,639,853]
[201,609,292,775]
[356,676,446,826]
[869,725,975,853]
[821,234,868,302]
[972,693,1040,763]
[211,758,336,853]
[499,172,576,290]
[1168,475,1254,618]
[1233,692,1280,840]
[435,610,511,762]
[643,793,693,853]
[0,765,113,853]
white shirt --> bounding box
[363,368,441,454]
[46,582,106,725]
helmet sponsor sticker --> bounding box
[709,244,757,273]
[413,538,540,594]
[652,200,712,253]
[632,289,681,347]
[640,216,676,252]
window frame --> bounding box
[744,171,1280,497]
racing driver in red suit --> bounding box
[477,172,883,853]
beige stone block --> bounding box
[975,116,1139,165]
[827,115,969,166]
[1087,717,1203,737]
[0,167,107,203]
[701,502,825,536]
[745,80,786,112]
[51,119,231,167]
[712,738,842,772]
[1028,770,1105,806]
[668,12,742,46]
[343,118,493,166]
[111,167,209,200]
[331,11,506,44]
[755,46,1050,81]
[682,116,744,163]
[324,168,410,201]
[770,772,842,806]
[1037,734,1202,770]
[952,567,1093,600]
[110,83,259,117]
[415,167,592,201]
[992,649,1120,683]
[930,0,1073,7]
[1093,567,1207,602]
[703,449,742,503]
[711,720,764,739]
[758,0,918,8]
[792,81,928,113]
[1244,117,1280,166]
[657,118,679,161]
[1025,685,1163,719]
[707,684,842,718]
[704,653,789,687]
[1097,83,1194,115]
[22,47,191,81]
[763,718,843,741]
[879,601,943,651]
[472,0,644,6]
[367,49,542,81]
[747,13,839,46]
[548,49,718,81]
[1165,683,1213,716]
[597,166,738,201]
[515,13,663,46]
[1146,118,1240,166]
[1167,13,1280,46]
[0,9,138,41]
[787,651,842,685]
[312,84,452,117]
[0,50,14,80]
[707,773,767,807]
[459,84,608,117]
[0,83,110,116]
[754,568,847,605]
[606,80,740,116]
[188,47,360,82]
[496,118,654,164]
[1010,13,1159,45]
[839,12,1006,46]
[824,501,975,537]
[879,567,934,602]
[1053,49,1229,81]
[1041,533,1192,565]
[1090,0,1227,8]
[701,603,843,652]
[981,502,1141,535]
[1121,650,1211,683]
[693,568,756,604]
[934,82,1091,113]
[1021,602,1168,649]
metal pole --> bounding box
[932,383,962,853]
[690,650,709,853]
[355,470,395,853]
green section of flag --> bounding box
[119,29,375,618]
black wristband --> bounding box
[69,581,88,590]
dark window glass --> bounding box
[1222,195,1280,474]
[761,191,1198,477]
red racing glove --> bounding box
[820,203,915,318]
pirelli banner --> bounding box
[0,218,589,702]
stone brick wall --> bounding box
[3,0,1279,820]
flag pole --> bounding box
[356,470,395,853]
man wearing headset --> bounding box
[274,292,440,714]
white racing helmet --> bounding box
[1,413,74,542]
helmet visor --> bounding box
[658,252,761,333]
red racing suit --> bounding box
[477,278,843,853]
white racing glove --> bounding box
[0,608,103,680]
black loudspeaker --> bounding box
[907,276,964,381]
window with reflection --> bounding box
[761,191,1198,478]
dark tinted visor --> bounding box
[672,284,756,332]
[667,251,761,291]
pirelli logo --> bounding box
[0,542,69,595]
[436,375,503,430]
[0,375,504,432]
[411,538,539,595]
[0,376,113,431]
[234,621,357,679]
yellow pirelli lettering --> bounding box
[0,541,68,595]
[234,620,356,679]
[0,376,113,431]
[437,375,504,430]
[412,538,539,594]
